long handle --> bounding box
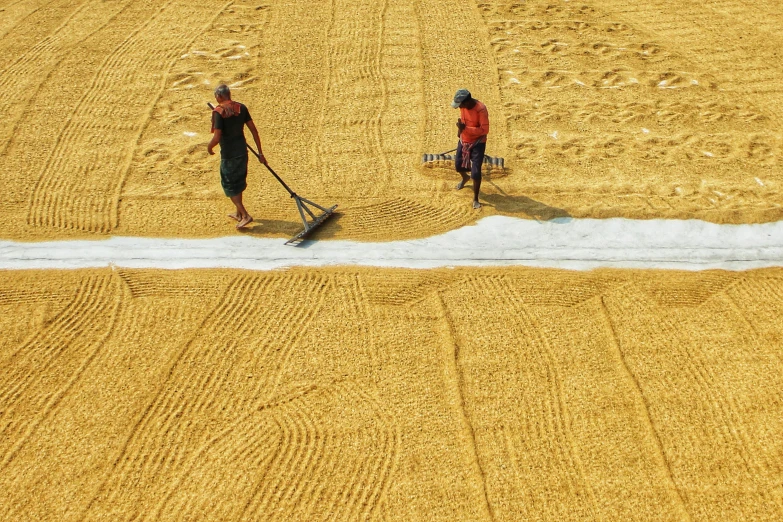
[247,144,297,198]
[207,102,297,198]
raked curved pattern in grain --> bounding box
[0,273,121,474]
[26,1,231,234]
[82,272,331,519]
[602,279,783,520]
[333,197,476,241]
[0,0,136,156]
[239,383,399,521]
[0,267,782,520]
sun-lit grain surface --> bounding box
[0,0,781,241]
[1,1,782,519]
[0,267,781,520]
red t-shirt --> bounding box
[459,101,489,144]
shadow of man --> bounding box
[481,191,572,222]
[235,218,307,236]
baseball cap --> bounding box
[451,89,471,108]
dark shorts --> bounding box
[220,154,248,197]
[455,140,486,180]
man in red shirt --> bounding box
[452,89,489,209]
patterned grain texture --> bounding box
[0,266,781,520]
[3,0,782,241]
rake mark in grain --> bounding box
[146,275,273,473]
[724,277,783,366]
[689,289,783,509]
[494,423,537,515]
[154,388,317,520]
[345,197,474,239]
[0,274,120,471]
[316,0,391,198]
[240,383,399,521]
[360,270,457,307]
[337,386,399,521]
[0,0,135,158]
[273,395,323,517]
[0,1,41,43]
[436,292,495,522]
[338,274,380,380]
[80,273,257,518]
[598,296,692,520]
[116,269,234,300]
[82,273,338,520]
[0,1,86,65]
[604,289,783,517]
[264,273,332,402]
[379,0,424,182]
[339,385,399,521]
[474,275,600,519]
[26,1,230,234]
[717,278,765,343]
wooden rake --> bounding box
[421,147,505,169]
[208,103,337,245]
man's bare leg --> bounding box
[456,171,470,190]
[472,177,482,209]
[230,193,253,228]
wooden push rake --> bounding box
[421,147,505,169]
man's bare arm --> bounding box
[207,129,221,155]
[246,120,266,164]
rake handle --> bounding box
[250,146,297,198]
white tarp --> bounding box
[2,216,783,271]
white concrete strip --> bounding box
[2,216,783,271]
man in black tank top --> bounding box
[207,84,266,229]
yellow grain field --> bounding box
[0,267,781,520]
[1,0,782,241]
[2,1,783,520]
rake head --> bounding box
[421,153,505,172]
[285,196,338,246]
